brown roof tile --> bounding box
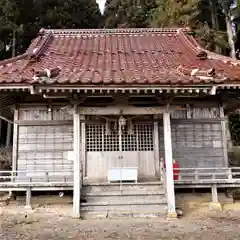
[1,28,240,86]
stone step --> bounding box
[82,189,165,196]
[82,182,164,194]
[82,195,167,205]
[80,203,167,218]
[81,210,166,219]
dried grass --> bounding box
[0,146,12,170]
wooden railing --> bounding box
[171,167,240,184]
[0,170,74,186]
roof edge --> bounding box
[39,27,191,36]
[179,30,240,66]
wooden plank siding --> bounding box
[16,108,73,182]
[159,107,226,168]
[14,104,227,182]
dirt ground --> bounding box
[1,205,240,240]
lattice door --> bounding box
[86,123,153,152]
[85,122,154,181]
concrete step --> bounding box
[82,195,167,205]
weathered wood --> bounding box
[16,120,73,126]
[73,107,81,218]
[12,109,19,175]
[219,106,228,166]
[159,121,225,168]
[6,122,12,147]
[170,119,225,123]
[0,119,2,142]
[18,107,73,121]
[153,118,160,177]
[80,115,86,178]
[171,107,221,119]
[85,122,155,182]
[17,124,73,182]
[79,106,181,115]
[163,112,176,217]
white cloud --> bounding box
[96,0,106,14]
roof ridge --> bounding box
[178,30,200,54]
[40,27,191,36]
[0,30,53,67]
[178,30,240,65]
[35,30,54,58]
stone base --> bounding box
[72,213,81,219]
[167,211,178,219]
[209,202,222,211]
[24,205,32,210]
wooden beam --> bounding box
[163,111,177,218]
[78,105,183,115]
[73,106,81,218]
[16,120,73,126]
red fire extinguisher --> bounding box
[164,159,179,180]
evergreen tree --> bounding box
[0,0,102,60]
[103,0,157,28]
[150,0,229,54]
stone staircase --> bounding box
[80,182,167,218]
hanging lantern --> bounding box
[128,119,133,135]
[119,116,126,128]
[105,120,111,135]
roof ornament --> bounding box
[39,28,45,36]
[33,66,61,78]
[196,50,208,60]
[191,68,215,77]
[33,48,38,54]
[32,66,61,82]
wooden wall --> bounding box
[16,107,74,181]
[14,103,227,182]
[159,106,226,168]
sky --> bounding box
[96,0,106,14]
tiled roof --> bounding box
[1,28,240,86]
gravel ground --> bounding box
[1,205,240,240]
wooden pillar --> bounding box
[163,111,177,218]
[6,122,12,147]
[73,106,81,218]
[0,119,2,142]
[12,109,19,175]
[81,115,86,178]
[153,116,160,178]
[220,106,228,166]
